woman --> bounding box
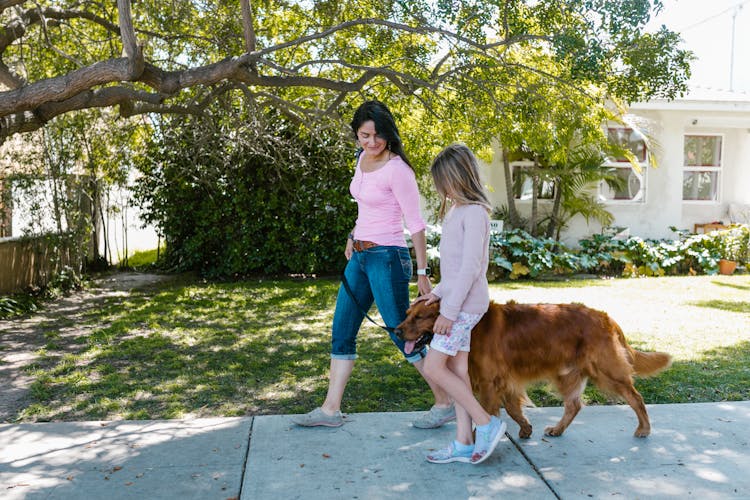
[293,100,453,428]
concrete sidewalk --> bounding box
[2,402,748,499]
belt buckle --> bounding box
[354,240,372,252]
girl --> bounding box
[416,143,506,464]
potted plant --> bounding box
[717,227,746,275]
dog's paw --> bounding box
[543,426,564,437]
[633,427,650,438]
[519,425,532,439]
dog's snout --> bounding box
[394,328,403,339]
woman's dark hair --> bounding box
[350,100,413,169]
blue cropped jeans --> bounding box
[331,245,427,363]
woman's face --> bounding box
[356,120,388,158]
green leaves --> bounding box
[1,0,691,141]
[610,27,693,101]
[428,224,750,281]
[132,98,356,277]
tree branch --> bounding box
[0,8,118,52]
[0,57,141,116]
[0,0,25,13]
[0,10,511,122]
[117,0,138,61]
[0,2,690,144]
[0,86,164,140]
[0,60,25,89]
[239,0,256,55]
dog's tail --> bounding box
[632,350,672,376]
[615,323,672,376]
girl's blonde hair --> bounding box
[431,143,492,220]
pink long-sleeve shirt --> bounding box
[432,204,490,321]
[349,155,426,245]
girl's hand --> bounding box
[417,274,432,296]
[412,292,439,306]
[345,238,353,260]
[433,314,453,335]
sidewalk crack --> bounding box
[237,416,254,499]
[506,432,562,499]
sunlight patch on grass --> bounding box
[690,300,750,314]
[125,248,161,268]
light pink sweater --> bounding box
[432,204,490,321]
[349,155,426,245]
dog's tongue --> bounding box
[404,340,416,355]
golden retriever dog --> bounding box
[395,300,671,438]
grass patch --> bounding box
[11,274,750,422]
[122,247,162,269]
[690,300,750,314]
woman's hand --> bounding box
[433,314,453,335]
[345,238,353,260]
[417,274,432,296]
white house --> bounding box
[481,87,750,247]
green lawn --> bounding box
[15,274,750,422]
[121,247,163,269]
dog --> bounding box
[395,300,671,438]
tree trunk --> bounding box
[501,148,522,229]
[99,187,109,264]
[529,158,539,236]
[546,176,562,240]
[121,199,128,267]
[87,176,102,264]
[42,132,64,235]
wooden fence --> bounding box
[0,235,79,295]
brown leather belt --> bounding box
[353,240,379,252]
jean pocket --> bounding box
[398,250,412,278]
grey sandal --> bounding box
[291,407,345,427]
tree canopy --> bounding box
[0,0,692,144]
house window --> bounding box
[683,135,722,202]
[512,161,555,200]
[599,127,647,203]
[607,127,647,162]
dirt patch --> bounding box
[0,272,174,422]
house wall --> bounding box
[480,106,750,247]
[674,116,750,231]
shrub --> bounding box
[579,231,722,277]
[48,265,83,295]
[133,103,356,277]
[576,233,631,276]
[0,265,81,319]
[484,229,579,279]
[0,295,38,319]
[425,224,750,281]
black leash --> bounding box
[340,271,396,334]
